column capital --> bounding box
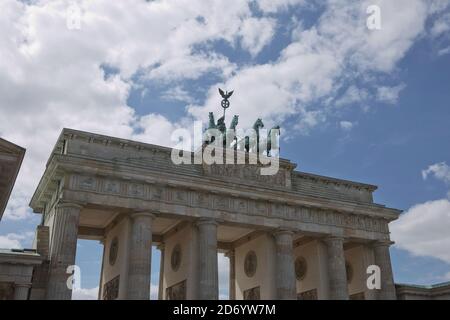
[372,239,395,248]
[273,229,295,237]
[323,235,345,244]
[224,249,235,258]
[99,236,107,245]
[195,218,218,227]
[56,201,84,210]
[14,283,31,300]
[130,212,155,220]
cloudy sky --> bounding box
[1,0,450,299]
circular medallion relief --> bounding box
[295,257,307,281]
[345,261,353,284]
[109,237,119,266]
[171,244,182,272]
[244,250,257,278]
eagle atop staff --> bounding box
[219,88,234,100]
[218,88,233,118]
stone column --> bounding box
[157,244,165,300]
[373,240,396,300]
[196,219,218,300]
[324,236,348,300]
[225,249,236,300]
[46,202,82,300]
[126,212,154,300]
[273,230,296,300]
[14,283,31,300]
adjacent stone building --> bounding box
[396,282,450,300]
[0,138,42,300]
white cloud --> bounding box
[392,161,450,265]
[161,86,195,104]
[431,12,450,37]
[238,17,276,57]
[0,234,22,249]
[257,0,306,13]
[422,162,450,184]
[340,121,355,131]
[188,0,438,130]
[3,190,34,221]
[438,46,450,56]
[72,286,99,300]
[376,84,406,105]
[147,52,235,82]
[0,232,34,249]
[132,114,179,147]
[335,86,370,107]
[294,110,327,135]
[428,0,450,15]
[391,199,450,264]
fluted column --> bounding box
[225,249,236,300]
[373,240,396,300]
[157,244,165,300]
[14,283,31,300]
[126,212,154,300]
[274,230,296,300]
[47,202,82,300]
[196,219,218,300]
[324,236,348,300]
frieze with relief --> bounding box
[213,195,230,211]
[77,176,97,191]
[128,183,145,197]
[104,180,121,194]
[205,164,288,188]
[171,189,189,205]
[69,174,389,234]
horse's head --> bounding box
[230,115,239,129]
[271,125,281,133]
[253,118,264,130]
[268,125,281,139]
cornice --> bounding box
[30,154,401,222]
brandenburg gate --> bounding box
[28,123,400,300]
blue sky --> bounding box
[1,0,450,299]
